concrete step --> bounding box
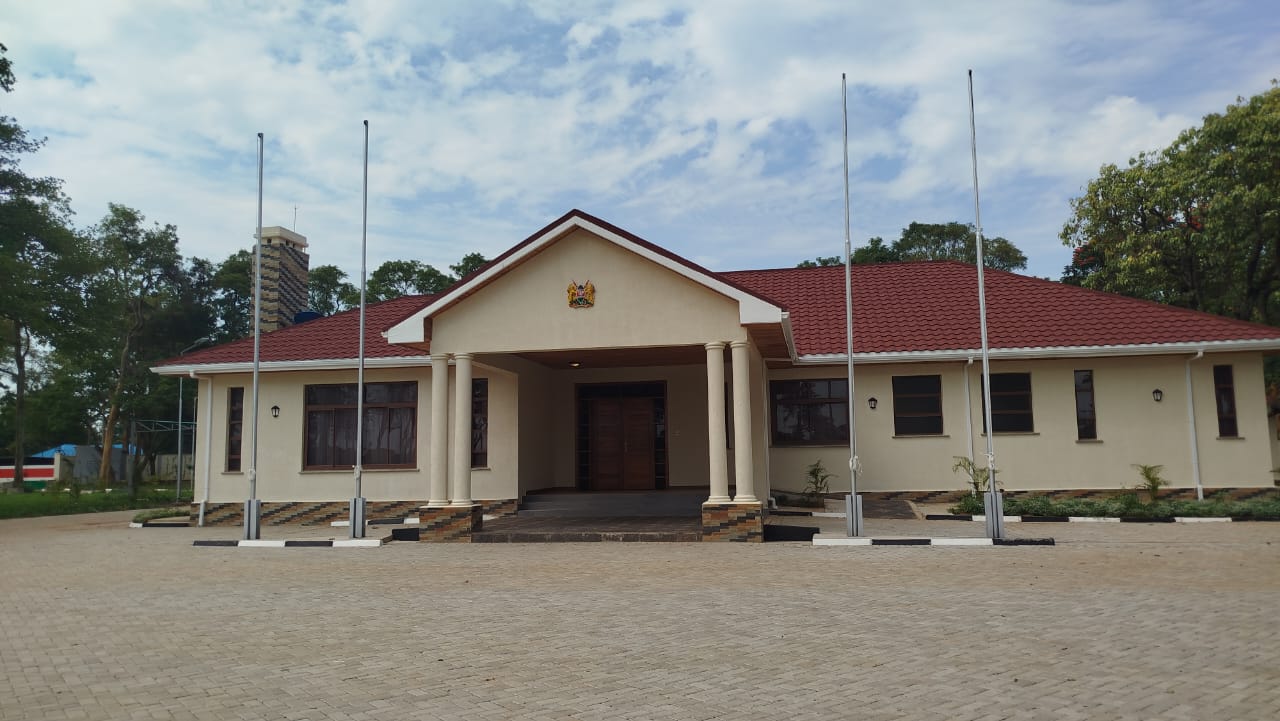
[518,490,705,518]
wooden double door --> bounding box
[576,383,667,491]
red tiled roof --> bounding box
[156,294,433,367]
[156,226,1280,370]
[722,262,1280,356]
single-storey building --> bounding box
[154,210,1280,540]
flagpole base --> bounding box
[984,491,1005,540]
[349,497,366,539]
[243,499,261,540]
[845,494,864,537]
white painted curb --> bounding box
[932,537,993,546]
[333,538,384,547]
[239,539,287,548]
[812,536,873,546]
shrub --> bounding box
[804,460,832,501]
[1132,464,1168,502]
[951,456,990,495]
[948,495,984,515]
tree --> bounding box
[82,204,183,482]
[0,43,87,488]
[796,227,1025,270]
[308,253,490,310]
[308,264,356,316]
[450,252,488,279]
[367,259,451,300]
[1062,83,1280,324]
[852,237,900,265]
[210,250,253,341]
[796,256,842,268]
[894,222,1027,271]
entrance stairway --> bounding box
[516,489,706,518]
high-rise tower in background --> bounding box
[254,226,310,332]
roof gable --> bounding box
[384,209,785,346]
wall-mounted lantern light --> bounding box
[867,397,878,410]
[1151,389,1163,403]
[271,405,281,418]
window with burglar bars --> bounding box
[770,379,849,445]
[303,382,417,470]
[1213,365,1238,438]
[891,375,943,436]
[226,387,244,471]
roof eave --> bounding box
[794,338,1280,365]
[150,355,431,376]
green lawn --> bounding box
[0,485,192,520]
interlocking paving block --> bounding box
[7,510,1278,720]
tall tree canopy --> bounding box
[81,204,185,481]
[798,224,1026,271]
[310,253,490,309]
[0,42,89,486]
[367,259,452,300]
[1061,83,1280,325]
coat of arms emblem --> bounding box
[566,280,595,308]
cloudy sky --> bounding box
[2,1,1277,281]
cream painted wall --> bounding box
[195,363,522,503]
[477,354,556,494]
[430,228,748,354]
[766,353,1275,494]
[468,362,519,500]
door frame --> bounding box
[574,381,668,491]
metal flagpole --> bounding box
[350,120,369,538]
[842,73,864,536]
[176,375,184,502]
[245,132,264,540]
[967,70,1004,540]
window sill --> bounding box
[300,467,420,474]
[891,434,950,439]
[1076,439,1103,444]
[1217,436,1244,440]
[771,442,852,448]
[980,432,1040,437]
[471,466,491,471]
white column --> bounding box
[427,353,450,507]
[705,342,730,503]
[449,353,474,506]
[730,340,757,503]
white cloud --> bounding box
[1,0,1276,280]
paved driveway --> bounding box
[1,512,1277,720]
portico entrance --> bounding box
[576,382,667,491]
